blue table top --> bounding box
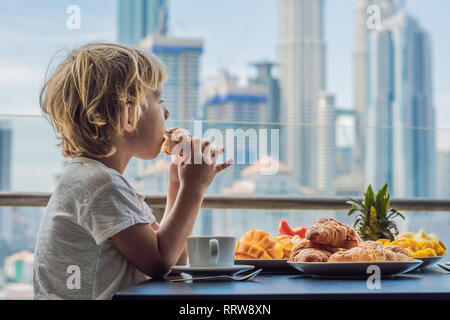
[113,266,450,300]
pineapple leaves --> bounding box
[386,209,405,221]
[369,206,378,229]
[380,231,395,241]
[364,185,375,210]
[346,184,405,241]
[346,198,367,213]
[347,208,360,217]
[376,184,389,219]
[353,215,364,229]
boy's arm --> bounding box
[150,220,188,266]
[159,161,189,265]
[111,186,203,278]
[111,139,231,278]
[161,161,180,223]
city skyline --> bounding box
[0,0,447,195]
[0,1,449,130]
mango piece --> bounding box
[274,235,295,259]
[235,230,284,259]
[411,248,437,258]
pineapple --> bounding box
[346,184,405,241]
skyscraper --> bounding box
[247,62,280,124]
[118,0,168,45]
[0,121,12,248]
[0,121,11,191]
[141,36,203,133]
[365,10,436,198]
[315,92,336,195]
[353,0,402,175]
[278,0,326,188]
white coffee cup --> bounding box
[187,236,236,267]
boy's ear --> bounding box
[122,103,134,133]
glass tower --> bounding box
[0,121,11,191]
[118,0,168,45]
[0,121,12,248]
[278,0,326,189]
[365,11,435,198]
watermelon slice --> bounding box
[278,220,307,238]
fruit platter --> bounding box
[235,184,446,275]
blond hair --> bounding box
[40,42,167,158]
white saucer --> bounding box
[171,264,254,276]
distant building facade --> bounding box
[315,92,336,195]
[247,62,280,124]
[118,0,168,45]
[4,250,33,283]
[0,121,12,250]
[0,121,11,192]
[203,71,270,180]
[141,36,203,133]
[278,0,326,189]
[353,0,401,174]
[365,10,436,198]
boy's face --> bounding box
[127,83,169,160]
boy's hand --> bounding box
[178,137,232,194]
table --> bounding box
[113,266,450,300]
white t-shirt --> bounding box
[33,157,156,300]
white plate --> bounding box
[413,256,445,269]
[171,264,254,276]
[287,260,422,277]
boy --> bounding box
[33,43,231,299]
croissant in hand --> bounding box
[161,128,191,156]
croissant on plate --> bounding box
[305,217,362,249]
[328,241,414,262]
[383,245,414,261]
[289,239,339,262]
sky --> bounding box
[0,0,450,191]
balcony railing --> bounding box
[1,192,450,211]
